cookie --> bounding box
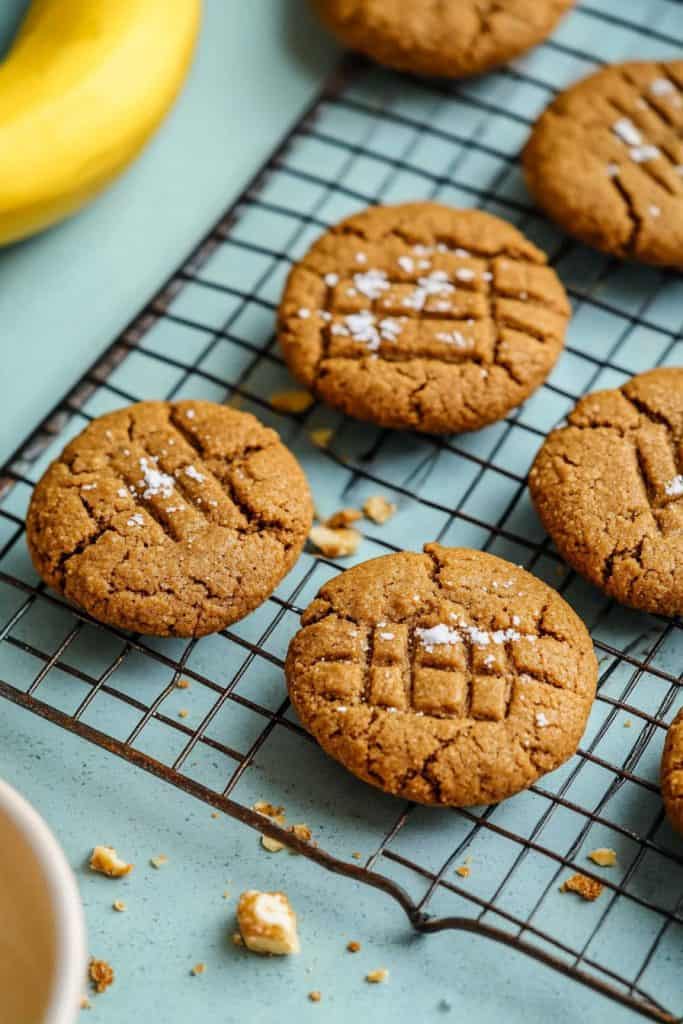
[26,400,313,637]
[661,708,683,834]
[286,544,597,807]
[278,203,570,435]
[529,367,683,617]
[523,61,683,268]
[310,0,574,78]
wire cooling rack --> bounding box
[1,2,683,1020]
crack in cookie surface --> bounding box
[286,544,597,807]
[26,400,313,637]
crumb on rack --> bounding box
[191,963,206,976]
[261,834,286,853]
[309,991,322,1003]
[326,507,362,529]
[211,812,220,819]
[150,854,168,869]
[270,389,315,415]
[288,823,314,848]
[588,848,617,868]
[178,709,189,719]
[253,800,286,826]
[352,851,362,861]
[232,931,244,947]
[112,900,127,913]
[176,679,190,690]
[89,958,114,994]
[236,890,300,955]
[561,873,603,901]
[80,996,92,1011]
[309,524,361,558]
[363,495,397,524]
[223,890,230,900]
[347,940,361,953]
[455,865,470,878]
[89,845,133,878]
[309,427,334,449]
[366,968,389,984]
[624,719,632,728]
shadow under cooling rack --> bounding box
[2,3,683,1020]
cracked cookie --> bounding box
[278,203,570,435]
[523,61,683,268]
[26,400,313,637]
[529,368,683,616]
[310,0,574,78]
[285,544,597,806]
[662,707,683,834]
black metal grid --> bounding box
[1,3,683,1020]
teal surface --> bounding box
[2,2,683,1023]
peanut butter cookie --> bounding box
[278,203,570,435]
[26,400,313,637]
[286,544,597,806]
[523,61,683,268]
[529,368,683,616]
[662,708,683,834]
[311,0,575,78]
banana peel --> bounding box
[0,0,201,245]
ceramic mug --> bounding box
[0,778,87,1023]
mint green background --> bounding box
[0,2,671,1022]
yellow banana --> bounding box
[0,0,201,245]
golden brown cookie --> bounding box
[662,708,683,834]
[286,544,597,806]
[26,400,313,637]
[529,368,683,617]
[523,61,683,268]
[310,0,575,78]
[278,203,570,435]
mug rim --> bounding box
[0,778,87,1024]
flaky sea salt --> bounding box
[137,457,174,500]
[630,144,660,163]
[536,712,549,728]
[665,475,683,497]
[612,117,642,146]
[184,465,205,483]
[324,272,339,287]
[650,77,674,96]
[353,268,390,300]
[127,513,144,526]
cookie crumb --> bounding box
[309,991,322,1003]
[309,524,361,558]
[326,507,362,528]
[455,865,470,878]
[191,963,206,976]
[89,845,133,878]
[588,848,617,868]
[232,931,244,947]
[261,834,285,853]
[352,851,362,861]
[366,968,389,984]
[178,709,189,719]
[347,940,361,953]
[112,900,127,913]
[150,854,168,869]
[253,800,286,824]
[363,495,397,524]
[288,823,313,845]
[211,812,220,819]
[309,427,334,449]
[270,389,315,414]
[89,958,114,994]
[624,719,632,728]
[561,873,603,901]
[236,890,300,955]
[176,678,190,690]
[80,996,91,1010]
